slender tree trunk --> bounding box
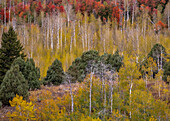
[57,15,60,49]
[68,79,74,113]
[82,26,84,50]
[73,20,76,47]
[132,1,135,24]
[4,0,6,26]
[50,18,54,50]
[136,24,139,63]
[129,80,133,119]
[9,0,11,25]
[85,14,87,50]
[60,17,63,50]
[168,5,169,30]
[110,79,113,114]
[47,15,49,49]
[23,24,26,47]
[89,69,94,116]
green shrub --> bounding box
[0,65,29,105]
[44,59,64,85]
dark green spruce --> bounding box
[44,59,64,85]
[0,26,26,84]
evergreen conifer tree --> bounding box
[44,59,64,85]
[24,58,41,90]
[0,65,29,105]
[0,27,26,84]
[12,57,41,90]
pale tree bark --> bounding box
[23,0,25,9]
[89,68,94,116]
[81,26,85,50]
[50,17,54,50]
[110,74,113,114]
[4,0,6,26]
[73,20,76,47]
[23,24,26,47]
[60,17,63,50]
[65,3,72,27]
[47,15,50,49]
[126,0,129,21]
[168,5,169,30]
[65,73,74,113]
[57,15,60,49]
[85,13,87,50]
[68,78,74,113]
[70,36,73,53]
[64,22,67,48]
[136,24,139,63]
[9,0,11,25]
[129,79,133,119]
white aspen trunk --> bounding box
[151,67,153,78]
[89,69,94,116]
[73,20,76,47]
[168,5,169,30]
[87,28,89,51]
[70,36,73,53]
[129,81,133,119]
[104,77,106,117]
[13,0,15,17]
[159,84,160,98]
[124,0,126,29]
[65,23,67,48]
[57,15,60,49]
[50,19,54,50]
[82,26,84,50]
[23,0,24,9]
[4,0,6,26]
[160,48,163,70]
[110,78,113,114]
[136,24,139,63]
[47,16,49,49]
[9,0,11,25]
[132,1,135,24]
[85,14,87,49]
[157,56,160,71]
[127,0,129,21]
[68,79,74,113]
[23,24,26,47]
[60,18,63,50]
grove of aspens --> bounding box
[0,0,169,121]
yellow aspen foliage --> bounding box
[80,115,101,121]
[7,94,36,121]
[119,55,141,81]
[149,116,157,121]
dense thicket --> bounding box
[0,27,26,84]
[141,43,167,79]
[68,50,123,82]
[0,65,29,105]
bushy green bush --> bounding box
[0,65,29,105]
[12,57,41,90]
[44,59,64,85]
